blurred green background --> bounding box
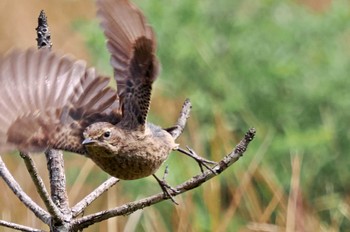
[1,0,350,231]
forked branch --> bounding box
[70,128,256,231]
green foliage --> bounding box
[77,0,350,230]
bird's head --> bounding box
[82,122,122,157]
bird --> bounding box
[0,0,214,201]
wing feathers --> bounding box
[0,0,159,153]
[0,48,118,154]
[97,0,159,130]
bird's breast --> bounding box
[87,129,176,180]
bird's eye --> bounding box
[103,131,111,139]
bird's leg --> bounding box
[153,166,179,204]
[177,147,217,174]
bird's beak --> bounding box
[82,138,95,145]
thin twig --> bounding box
[70,128,256,231]
[167,99,192,140]
[20,152,64,221]
[0,220,45,232]
[36,10,52,49]
[71,177,120,217]
[0,156,50,224]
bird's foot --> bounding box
[177,147,217,174]
[153,167,179,204]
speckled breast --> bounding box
[89,144,172,180]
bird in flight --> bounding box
[0,0,215,200]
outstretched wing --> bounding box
[97,0,159,131]
[0,48,119,154]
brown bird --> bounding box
[0,0,214,200]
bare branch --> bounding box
[0,156,50,224]
[70,128,256,231]
[45,150,71,219]
[0,220,45,232]
[217,128,257,171]
[37,10,71,227]
[71,177,120,217]
[166,99,192,139]
[36,10,52,49]
[20,152,64,221]
[36,10,71,221]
